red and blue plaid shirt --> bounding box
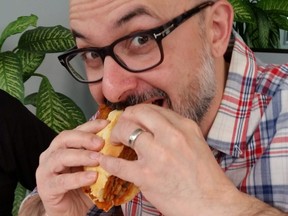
[87,32,288,215]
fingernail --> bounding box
[86,171,97,180]
[92,136,104,146]
[90,152,100,160]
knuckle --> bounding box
[55,174,67,188]
[57,130,71,139]
[101,155,122,176]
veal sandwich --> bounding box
[83,106,139,212]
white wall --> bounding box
[255,52,288,65]
[0,0,98,119]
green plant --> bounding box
[0,14,87,215]
[0,14,86,131]
[228,0,288,49]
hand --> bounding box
[36,119,109,216]
[96,104,243,215]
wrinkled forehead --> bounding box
[69,0,189,44]
[69,0,187,24]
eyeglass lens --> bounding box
[67,33,162,82]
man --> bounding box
[20,0,288,215]
[0,89,56,216]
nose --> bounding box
[101,57,138,103]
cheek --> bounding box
[161,45,202,90]
[154,44,205,108]
[88,84,103,104]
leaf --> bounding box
[268,28,280,48]
[270,14,288,31]
[257,0,288,16]
[28,90,86,129]
[12,183,27,216]
[255,7,271,48]
[24,92,38,107]
[0,14,38,50]
[36,77,82,132]
[228,0,255,24]
[57,93,87,126]
[0,52,24,101]
[18,25,76,54]
[16,49,45,81]
[267,16,281,48]
[243,5,281,49]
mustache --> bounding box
[104,88,170,110]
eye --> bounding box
[131,35,150,46]
[122,34,155,54]
[82,51,100,60]
[80,50,102,69]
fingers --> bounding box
[43,120,108,159]
[110,104,188,151]
[37,169,97,196]
[42,148,101,173]
[37,138,101,188]
[76,119,109,132]
[97,154,142,187]
[39,119,108,177]
[128,104,200,135]
[37,119,108,197]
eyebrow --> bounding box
[71,7,152,40]
[115,7,151,27]
[71,29,85,39]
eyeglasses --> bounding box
[58,1,215,83]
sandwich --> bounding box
[83,105,139,211]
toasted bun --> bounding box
[83,106,139,212]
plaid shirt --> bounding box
[88,32,288,215]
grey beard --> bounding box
[172,43,216,124]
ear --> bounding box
[206,0,234,58]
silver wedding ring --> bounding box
[128,128,144,148]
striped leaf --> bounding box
[26,92,86,127]
[245,6,281,49]
[0,52,24,101]
[36,77,82,132]
[16,49,45,81]
[12,183,27,216]
[270,14,288,31]
[255,7,271,48]
[24,92,37,107]
[257,0,288,16]
[57,93,87,126]
[0,14,38,50]
[228,0,255,24]
[18,25,76,53]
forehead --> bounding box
[69,0,187,42]
[69,0,175,16]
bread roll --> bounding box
[83,106,139,211]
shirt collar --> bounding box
[207,31,258,158]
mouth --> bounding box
[151,98,164,107]
[105,93,167,110]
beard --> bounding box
[106,32,216,125]
[171,39,216,123]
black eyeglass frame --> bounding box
[58,1,215,83]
